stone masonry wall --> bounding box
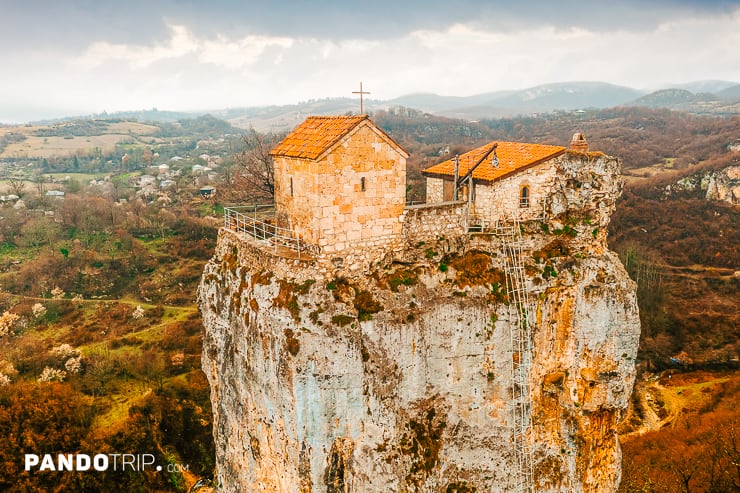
[473,160,557,222]
[241,153,620,279]
[401,201,468,245]
[426,177,444,203]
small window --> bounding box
[360,177,366,192]
[519,186,530,208]
[290,177,294,197]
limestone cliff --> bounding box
[198,153,640,492]
[664,163,740,205]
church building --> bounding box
[269,115,408,255]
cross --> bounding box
[352,81,370,114]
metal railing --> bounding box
[224,205,309,258]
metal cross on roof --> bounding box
[352,81,370,114]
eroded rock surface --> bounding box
[198,154,640,492]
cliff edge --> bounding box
[198,153,640,492]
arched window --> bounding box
[519,185,530,208]
[360,177,366,192]
[290,177,294,197]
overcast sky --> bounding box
[1,0,739,123]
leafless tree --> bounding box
[232,127,284,203]
[34,174,47,195]
[5,177,25,197]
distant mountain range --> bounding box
[389,82,645,120]
[28,80,740,131]
[216,80,740,130]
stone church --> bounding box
[269,115,408,256]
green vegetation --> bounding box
[331,314,354,327]
[448,251,506,290]
[384,268,419,292]
[353,290,383,322]
[0,158,222,490]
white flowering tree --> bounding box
[38,366,66,383]
[64,357,82,374]
[52,343,80,360]
[32,303,47,319]
[0,311,20,337]
[132,305,145,320]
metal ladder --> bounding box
[495,216,535,493]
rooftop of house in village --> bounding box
[269,114,407,160]
[423,141,566,183]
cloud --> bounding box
[200,34,294,69]
[73,23,297,72]
[74,24,199,70]
[1,3,739,122]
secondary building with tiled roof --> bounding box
[423,134,589,223]
[270,115,408,256]
[423,141,566,183]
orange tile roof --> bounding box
[269,115,371,160]
[423,141,566,182]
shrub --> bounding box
[354,291,383,321]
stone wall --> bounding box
[472,160,557,222]
[401,200,468,244]
[425,177,444,203]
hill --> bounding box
[671,80,739,94]
[626,87,740,115]
[628,88,710,107]
[718,83,740,99]
[0,115,241,177]
[216,81,737,131]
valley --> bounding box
[0,105,737,492]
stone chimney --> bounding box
[570,132,588,152]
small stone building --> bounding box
[423,137,590,223]
[270,115,408,255]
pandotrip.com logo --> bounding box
[24,453,189,473]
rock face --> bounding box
[198,154,640,492]
[665,163,740,205]
[706,164,740,205]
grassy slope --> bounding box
[0,121,160,158]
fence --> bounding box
[224,205,309,258]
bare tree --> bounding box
[34,174,47,195]
[232,127,283,203]
[5,177,25,197]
